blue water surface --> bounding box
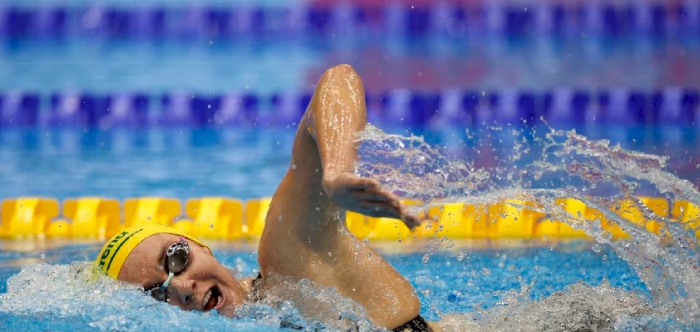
[0,239,645,331]
[1,124,699,201]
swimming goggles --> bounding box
[147,236,190,302]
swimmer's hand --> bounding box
[322,172,422,230]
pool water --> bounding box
[1,124,700,331]
[2,1,700,330]
[1,124,699,201]
[2,36,698,94]
[0,239,651,332]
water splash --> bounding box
[440,282,654,332]
[2,124,700,330]
[0,262,290,331]
[357,124,700,328]
[252,274,377,331]
[0,261,378,331]
[357,124,492,202]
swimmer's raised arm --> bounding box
[302,64,420,227]
[303,63,366,184]
[258,64,424,329]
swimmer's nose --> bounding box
[168,278,198,309]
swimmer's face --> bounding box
[118,233,246,317]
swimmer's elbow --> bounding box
[324,63,358,79]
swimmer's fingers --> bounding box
[352,188,426,230]
[350,188,401,205]
[355,201,424,230]
[400,210,423,230]
[324,173,409,220]
[356,200,403,219]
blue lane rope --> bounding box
[0,89,698,127]
[0,3,697,39]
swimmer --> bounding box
[96,64,438,331]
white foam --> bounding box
[357,124,700,327]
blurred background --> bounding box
[0,0,699,200]
[4,3,700,330]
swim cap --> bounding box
[95,223,211,279]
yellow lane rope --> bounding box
[1,196,698,240]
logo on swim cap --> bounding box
[95,223,210,279]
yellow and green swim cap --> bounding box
[95,223,210,279]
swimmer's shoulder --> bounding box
[238,274,262,302]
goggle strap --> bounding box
[162,271,175,289]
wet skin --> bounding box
[118,233,249,318]
[116,64,434,330]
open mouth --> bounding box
[202,285,222,311]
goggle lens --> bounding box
[146,237,191,302]
[150,286,167,302]
[166,243,189,275]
